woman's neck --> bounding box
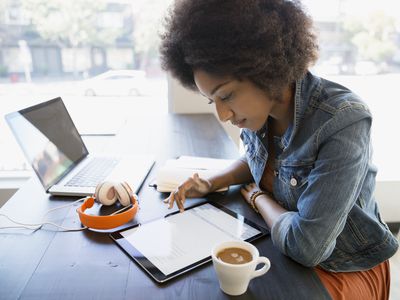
[269,84,295,137]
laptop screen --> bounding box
[5,97,88,190]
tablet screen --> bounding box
[110,202,268,282]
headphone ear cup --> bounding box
[95,181,118,206]
[114,182,132,207]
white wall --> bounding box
[374,181,400,223]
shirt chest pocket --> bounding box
[277,162,314,206]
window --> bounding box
[304,0,400,181]
[0,0,171,176]
[1,0,399,183]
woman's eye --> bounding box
[220,92,233,101]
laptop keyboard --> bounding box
[66,157,119,187]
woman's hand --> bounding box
[163,173,212,212]
[240,182,260,206]
[241,183,286,229]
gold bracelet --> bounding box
[249,190,268,213]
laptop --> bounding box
[5,97,155,197]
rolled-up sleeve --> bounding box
[271,107,372,267]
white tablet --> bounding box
[110,202,268,283]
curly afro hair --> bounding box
[160,0,318,99]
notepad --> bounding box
[156,156,236,192]
[110,202,268,283]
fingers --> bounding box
[163,192,175,209]
[240,187,248,198]
[169,192,177,209]
[176,193,186,212]
[162,174,204,212]
[241,183,257,203]
[242,182,256,191]
[163,188,186,212]
[240,186,251,202]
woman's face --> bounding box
[193,69,276,131]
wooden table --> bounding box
[0,114,330,300]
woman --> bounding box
[159,0,399,299]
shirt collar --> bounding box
[280,71,321,149]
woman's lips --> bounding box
[232,119,246,128]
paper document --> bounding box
[156,156,236,192]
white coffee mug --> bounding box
[211,240,271,296]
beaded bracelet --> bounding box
[249,190,268,213]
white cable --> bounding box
[0,214,87,231]
[0,197,88,232]
[0,214,42,230]
[41,198,85,219]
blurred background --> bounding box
[0,0,172,182]
[0,0,399,195]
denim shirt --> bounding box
[240,72,399,272]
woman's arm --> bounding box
[208,157,253,192]
[270,116,372,267]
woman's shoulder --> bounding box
[300,73,372,132]
[310,74,371,116]
[294,73,373,147]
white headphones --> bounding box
[76,181,139,230]
[94,181,133,207]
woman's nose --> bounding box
[215,100,233,122]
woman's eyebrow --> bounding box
[210,81,231,96]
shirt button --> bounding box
[290,177,298,187]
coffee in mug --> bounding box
[212,240,271,296]
[217,247,253,264]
